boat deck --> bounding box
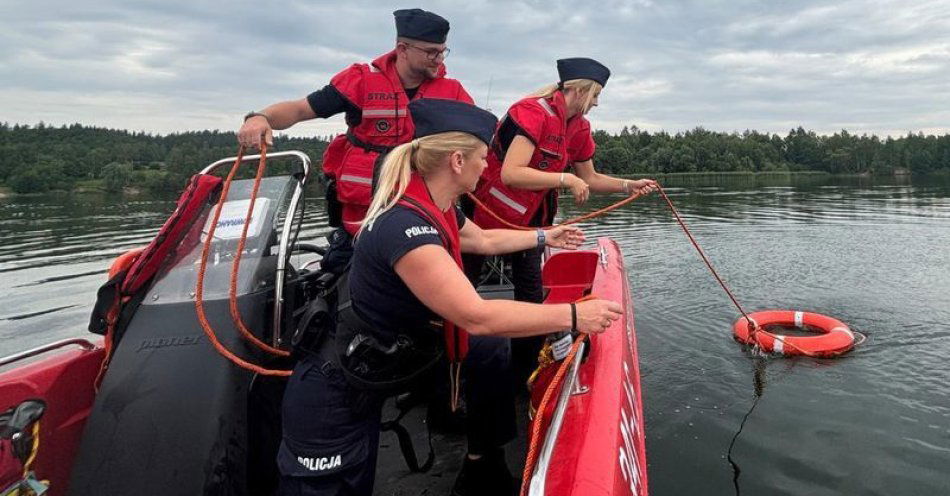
[375,283,528,494]
[374,397,530,495]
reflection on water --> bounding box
[2,174,949,494]
[0,186,330,353]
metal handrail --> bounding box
[199,150,311,177]
[200,150,312,347]
[0,338,98,368]
[528,340,586,496]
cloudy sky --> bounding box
[2,0,948,138]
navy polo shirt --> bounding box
[307,85,419,125]
[349,205,466,335]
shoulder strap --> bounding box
[398,197,452,249]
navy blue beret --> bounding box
[409,99,498,146]
[557,57,611,87]
[393,9,450,44]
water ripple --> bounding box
[3,176,950,495]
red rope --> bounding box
[657,185,825,356]
[228,143,291,357]
[520,295,595,496]
[656,185,752,321]
[465,189,646,231]
[194,144,292,376]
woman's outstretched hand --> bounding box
[544,225,585,250]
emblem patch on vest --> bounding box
[538,160,549,170]
[375,120,391,133]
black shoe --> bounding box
[450,449,519,496]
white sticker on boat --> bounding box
[204,199,270,240]
[794,311,804,329]
[773,335,785,354]
[618,361,643,495]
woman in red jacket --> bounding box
[467,58,658,375]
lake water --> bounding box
[2,173,949,495]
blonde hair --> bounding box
[528,78,603,112]
[360,131,484,234]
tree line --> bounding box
[0,123,329,194]
[591,126,950,176]
[1,122,948,194]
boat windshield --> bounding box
[143,175,297,305]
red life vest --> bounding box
[471,92,571,229]
[566,115,596,163]
[535,116,596,224]
[396,173,469,362]
[321,50,473,234]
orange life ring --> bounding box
[733,310,855,357]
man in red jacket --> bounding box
[238,8,472,272]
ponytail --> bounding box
[360,140,415,233]
[527,79,602,110]
[527,83,561,99]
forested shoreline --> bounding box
[1,122,948,194]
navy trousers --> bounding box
[278,334,515,495]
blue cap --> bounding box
[394,9,450,44]
[409,99,498,146]
[557,58,611,87]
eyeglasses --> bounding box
[403,43,450,61]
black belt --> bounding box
[346,131,396,155]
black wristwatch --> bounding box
[244,111,269,122]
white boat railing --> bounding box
[528,340,587,496]
[0,338,98,368]
[201,150,311,347]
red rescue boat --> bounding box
[0,151,648,495]
[527,238,649,496]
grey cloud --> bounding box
[1,0,947,137]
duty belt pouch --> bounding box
[291,296,332,360]
[333,279,443,393]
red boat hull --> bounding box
[0,341,104,495]
[530,238,648,496]
[1,238,648,496]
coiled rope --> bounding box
[194,143,292,376]
[520,295,595,496]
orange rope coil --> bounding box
[194,143,292,376]
[227,143,291,357]
[520,295,596,496]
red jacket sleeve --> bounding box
[506,99,547,145]
[567,117,595,162]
